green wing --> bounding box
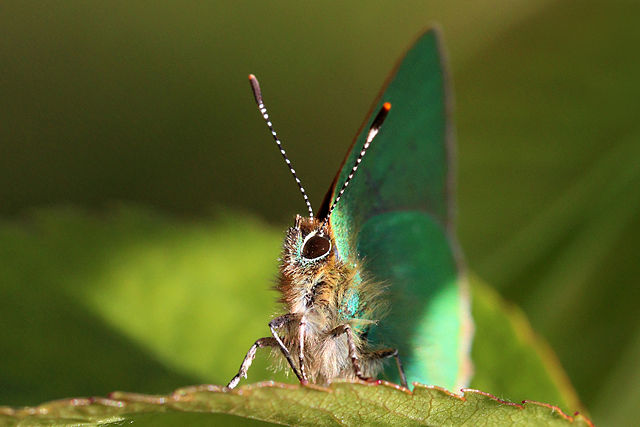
[319,29,473,390]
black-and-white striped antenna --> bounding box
[320,102,391,232]
[248,74,314,218]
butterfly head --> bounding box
[287,215,333,267]
[247,73,391,267]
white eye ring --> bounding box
[301,231,332,261]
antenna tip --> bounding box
[248,74,256,80]
[383,102,391,111]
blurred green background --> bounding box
[1,1,638,425]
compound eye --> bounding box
[302,234,331,261]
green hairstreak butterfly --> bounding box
[228,28,473,391]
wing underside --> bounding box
[320,29,473,390]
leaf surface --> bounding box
[0,209,587,425]
[0,382,592,427]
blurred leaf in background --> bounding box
[0,208,583,425]
[0,1,638,426]
[0,208,284,406]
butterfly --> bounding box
[227,28,473,391]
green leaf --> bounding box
[470,278,582,413]
[0,382,593,426]
[0,208,588,425]
[0,207,288,407]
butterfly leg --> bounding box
[298,316,308,383]
[268,314,304,382]
[227,337,281,389]
[366,348,408,388]
[329,324,369,382]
